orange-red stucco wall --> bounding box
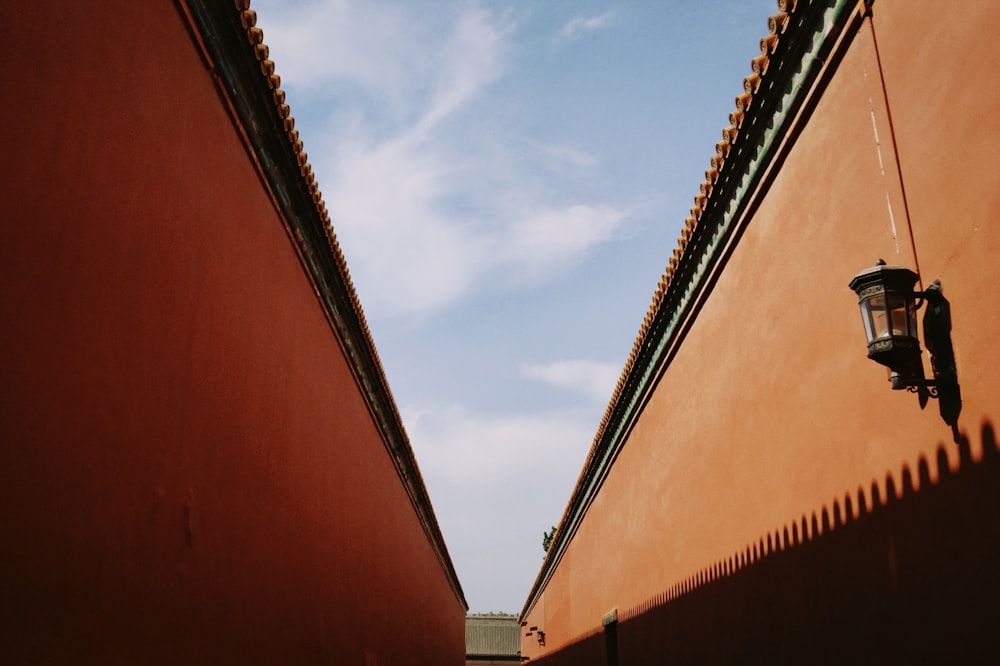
[522,0,1000,658]
[0,3,464,664]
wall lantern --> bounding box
[849,259,961,438]
[536,630,545,646]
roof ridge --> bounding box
[234,5,364,340]
[523,0,816,621]
[217,1,465,608]
[593,0,796,475]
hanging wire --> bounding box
[865,3,924,291]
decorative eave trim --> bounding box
[521,0,869,622]
[176,0,467,610]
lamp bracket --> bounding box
[850,265,961,441]
[903,382,941,399]
[893,375,951,402]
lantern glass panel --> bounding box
[865,293,912,341]
[887,293,910,337]
[866,293,889,341]
[860,301,875,342]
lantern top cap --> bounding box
[848,260,920,295]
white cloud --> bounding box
[403,403,596,611]
[255,1,633,320]
[501,204,629,281]
[537,143,600,169]
[414,8,511,137]
[252,1,423,105]
[325,140,631,316]
[324,137,488,315]
[521,359,620,405]
[559,11,615,41]
[406,405,591,490]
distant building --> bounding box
[466,615,521,665]
[520,0,1000,663]
[1,1,465,663]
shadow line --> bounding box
[532,421,1000,665]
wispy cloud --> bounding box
[405,405,592,491]
[558,10,615,41]
[414,8,511,137]
[251,1,423,106]
[325,137,630,315]
[403,403,595,611]
[521,359,620,404]
[537,143,601,169]
[256,1,632,319]
[323,136,488,315]
[500,204,629,283]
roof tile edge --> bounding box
[520,0,867,622]
[178,0,467,609]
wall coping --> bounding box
[176,0,467,610]
[520,0,867,623]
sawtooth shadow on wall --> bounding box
[529,421,1000,665]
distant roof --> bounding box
[466,616,520,658]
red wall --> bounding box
[0,2,464,663]
[522,0,1000,658]
[529,426,1000,664]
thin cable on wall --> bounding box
[865,4,924,291]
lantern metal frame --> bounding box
[849,260,961,438]
[849,260,926,392]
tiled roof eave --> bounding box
[177,0,467,610]
[521,0,869,623]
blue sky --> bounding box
[253,0,778,613]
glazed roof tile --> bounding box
[522,0,869,621]
[179,0,465,609]
[588,0,796,529]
